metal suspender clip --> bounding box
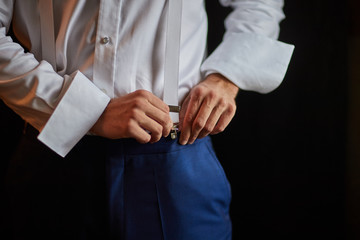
[170,123,179,140]
[169,105,180,139]
[168,105,181,113]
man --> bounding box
[0,0,294,239]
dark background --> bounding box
[207,0,358,239]
[1,0,359,239]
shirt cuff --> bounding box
[37,71,110,157]
[201,32,294,93]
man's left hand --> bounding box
[179,73,239,145]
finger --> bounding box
[143,90,172,137]
[127,119,152,144]
[127,107,163,143]
[210,107,236,135]
[197,102,225,139]
[178,95,190,132]
[138,90,169,113]
[137,113,164,143]
[144,103,173,137]
[132,90,172,137]
[179,113,192,145]
[188,95,217,144]
[179,90,203,145]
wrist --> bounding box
[206,73,240,98]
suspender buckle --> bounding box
[170,123,179,140]
[168,105,180,139]
[168,105,181,113]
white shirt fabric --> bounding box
[0,0,294,157]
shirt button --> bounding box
[101,36,110,44]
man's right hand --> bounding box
[91,90,173,143]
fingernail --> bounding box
[188,137,196,145]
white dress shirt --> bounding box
[0,0,294,157]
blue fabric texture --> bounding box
[106,136,232,240]
[5,126,232,240]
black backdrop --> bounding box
[0,1,355,239]
[206,1,348,239]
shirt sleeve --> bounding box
[0,2,110,157]
[201,0,295,93]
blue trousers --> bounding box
[4,126,232,240]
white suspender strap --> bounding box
[39,0,57,71]
[164,0,183,125]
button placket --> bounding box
[93,0,122,99]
